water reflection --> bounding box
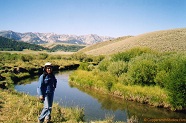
[15,71,186,122]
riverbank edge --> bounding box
[69,70,173,111]
[70,80,171,110]
[0,63,80,89]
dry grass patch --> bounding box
[0,89,84,123]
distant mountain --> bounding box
[0,30,114,45]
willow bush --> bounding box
[70,47,186,110]
[0,52,20,61]
[156,54,186,110]
[111,47,155,62]
[108,61,128,77]
[128,59,157,86]
[97,58,111,71]
[38,53,49,60]
[78,62,90,71]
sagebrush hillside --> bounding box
[79,36,132,53]
[79,28,186,55]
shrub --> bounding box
[97,58,111,71]
[154,70,169,88]
[47,55,62,60]
[21,55,33,62]
[39,53,48,60]
[0,53,20,61]
[92,55,105,64]
[87,64,95,71]
[108,61,128,77]
[78,62,94,71]
[164,55,186,110]
[96,71,116,91]
[155,53,186,88]
[118,73,133,85]
[111,47,154,62]
[71,52,88,62]
[128,58,157,86]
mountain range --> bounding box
[0,30,114,45]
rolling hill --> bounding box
[79,28,186,55]
[79,36,132,53]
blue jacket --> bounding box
[37,74,57,96]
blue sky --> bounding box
[0,0,186,37]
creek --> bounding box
[15,71,186,122]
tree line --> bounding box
[0,36,85,52]
[0,36,48,51]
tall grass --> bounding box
[0,89,84,123]
[112,84,169,107]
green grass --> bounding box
[112,83,169,107]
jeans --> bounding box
[38,93,54,121]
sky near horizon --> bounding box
[0,0,186,37]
